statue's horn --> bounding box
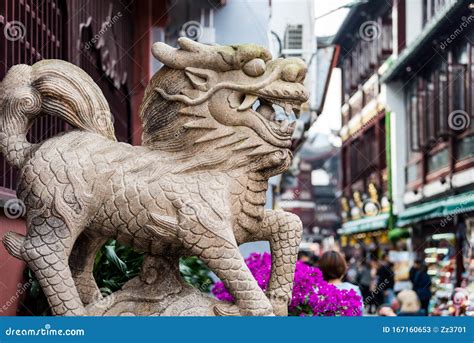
[177,37,208,52]
[152,39,235,72]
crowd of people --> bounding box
[298,250,432,316]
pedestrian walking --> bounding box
[356,260,372,312]
[376,254,395,305]
[409,259,432,315]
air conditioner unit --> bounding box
[198,27,215,45]
[283,24,303,58]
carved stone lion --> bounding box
[0,38,307,316]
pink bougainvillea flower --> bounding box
[211,252,362,316]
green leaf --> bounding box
[104,245,128,275]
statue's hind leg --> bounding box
[21,217,85,316]
[70,232,108,306]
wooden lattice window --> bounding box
[0,0,66,193]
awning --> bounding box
[338,213,389,235]
[397,191,474,227]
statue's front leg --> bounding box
[150,199,274,316]
[256,210,303,316]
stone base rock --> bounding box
[85,255,239,316]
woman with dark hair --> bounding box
[319,251,364,313]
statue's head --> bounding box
[140,38,308,176]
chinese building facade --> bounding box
[333,0,398,252]
[383,0,473,300]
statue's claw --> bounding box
[213,303,241,316]
[266,291,289,316]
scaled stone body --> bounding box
[0,38,307,316]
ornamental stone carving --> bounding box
[0,38,307,316]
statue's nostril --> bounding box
[297,68,307,83]
[282,64,299,82]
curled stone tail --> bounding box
[0,60,116,168]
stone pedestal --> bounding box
[86,255,238,316]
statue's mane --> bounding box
[139,39,273,154]
[139,67,239,173]
[139,66,191,151]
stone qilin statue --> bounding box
[0,38,307,316]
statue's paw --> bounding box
[266,291,289,316]
[213,302,240,316]
[213,302,275,316]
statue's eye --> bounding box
[243,58,266,77]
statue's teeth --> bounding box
[238,94,258,111]
[280,119,290,132]
[256,103,274,120]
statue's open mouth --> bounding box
[234,81,308,139]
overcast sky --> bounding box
[314,0,351,37]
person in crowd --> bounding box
[369,258,380,313]
[377,304,397,316]
[297,251,312,265]
[396,290,425,316]
[376,253,395,305]
[345,257,358,284]
[409,258,432,315]
[356,260,372,312]
[319,251,364,313]
[310,254,320,268]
